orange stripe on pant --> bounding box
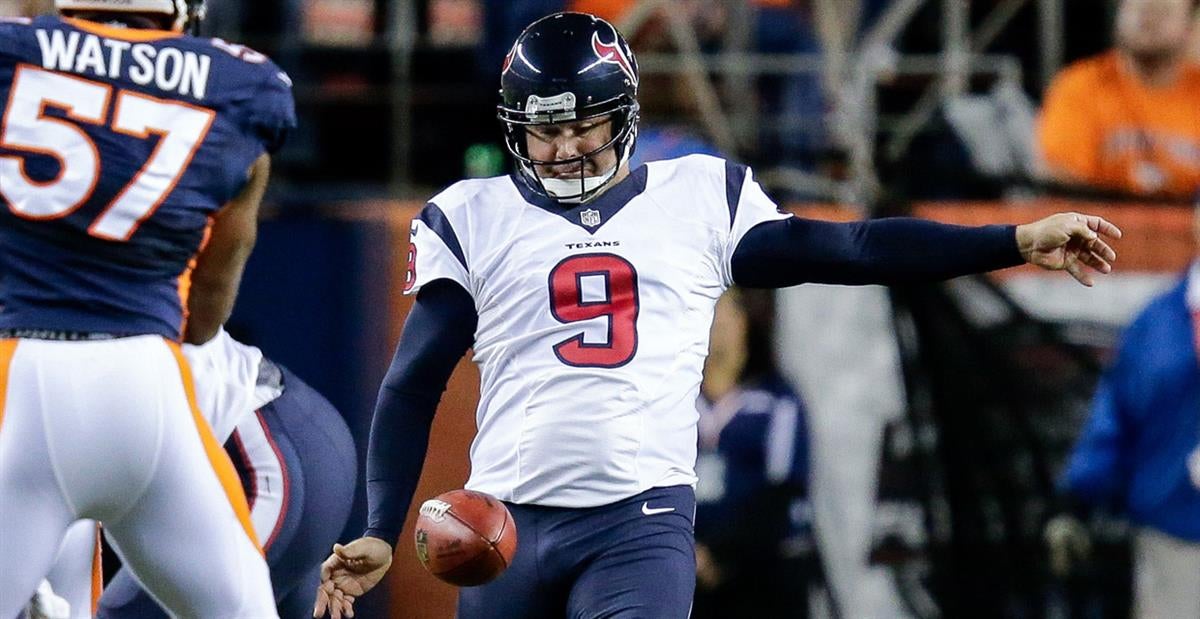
[0,339,17,433]
[166,340,263,554]
[92,522,103,615]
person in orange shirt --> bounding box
[1038,0,1200,199]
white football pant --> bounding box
[0,337,277,618]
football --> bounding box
[414,489,518,586]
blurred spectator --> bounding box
[428,0,482,47]
[1193,11,1200,59]
[752,0,826,172]
[629,125,722,166]
[0,0,50,16]
[568,0,634,23]
[1049,205,1200,618]
[694,288,817,619]
[612,0,826,172]
[1037,0,1200,199]
[631,53,724,166]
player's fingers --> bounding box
[1079,250,1111,274]
[1065,218,1099,242]
[330,589,346,619]
[320,556,340,579]
[335,541,365,562]
[1086,215,1122,240]
[335,589,355,619]
[1088,237,1117,262]
[1065,258,1093,287]
[313,589,329,618]
[333,579,360,596]
[1074,244,1110,270]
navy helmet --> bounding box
[497,12,640,203]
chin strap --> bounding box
[540,166,619,203]
[533,145,632,204]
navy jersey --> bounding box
[0,16,295,339]
[694,374,810,555]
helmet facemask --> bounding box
[500,96,639,204]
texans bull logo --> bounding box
[590,31,637,86]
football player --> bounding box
[316,12,1121,619]
[0,0,294,616]
[42,331,358,619]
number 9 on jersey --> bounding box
[547,253,640,368]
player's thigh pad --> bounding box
[564,486,697,619]
[11,337,274,618]
[459,486,698,619]
[457,503,570,619]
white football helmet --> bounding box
[54,0,206,33]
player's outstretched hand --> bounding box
[1015,213,1122,286]
[314,537,393,619]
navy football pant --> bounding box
[97,366,357,619]
[457,485,697,619]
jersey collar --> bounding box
[63,17,182,42]
[512,164,649,234]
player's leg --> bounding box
[0,340,76,619]
[565,486,697,619]
[275,570,321,619]
[252,367,358,618]
[98,366,356,619]
[96,339,276,618]
[44,519,103,617]
[457,503,567,619]
[97,413,280,619]
[94,569,168,619]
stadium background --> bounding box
[3,0,1196,617]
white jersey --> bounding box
[182,328,284,443]
[181,329,289,541]
[406,154,790,507]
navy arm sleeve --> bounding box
[730,217,1024,288]
[363,280,477,546]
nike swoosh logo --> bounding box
[641,502,675,516]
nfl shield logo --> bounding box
[581,209,601,227]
